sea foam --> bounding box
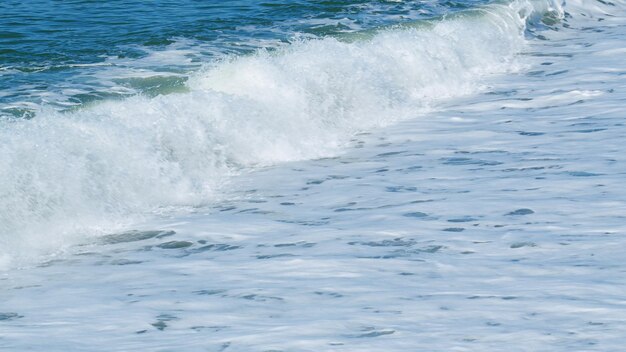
[0,0,563,268]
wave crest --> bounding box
[0,0,563,268]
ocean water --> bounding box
[1,0,626,350]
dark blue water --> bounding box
[0,0,487,117]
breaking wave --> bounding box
[0,0,565,268]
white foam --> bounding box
[0,0,564,269]
[564,0,626,17]
[2,0,626,349]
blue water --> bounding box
[2,0,626,350]
[0,0,487,116]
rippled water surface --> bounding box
[1,0,626,350]
[0,0,487,115]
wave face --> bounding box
[0,0,563,268]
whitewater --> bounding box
[0,0,559,267]
[1,0,626,350]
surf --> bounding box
[0,0,566,268]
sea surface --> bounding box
[1,0,626,350]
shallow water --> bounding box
[2,0,626,350]
[0,0,546,267]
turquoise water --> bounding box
[2,0,626,350]
[0,0,486,116]
[1,0,542,265]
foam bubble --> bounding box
[0,0,560,269]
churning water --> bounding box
[1,0,626,350]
